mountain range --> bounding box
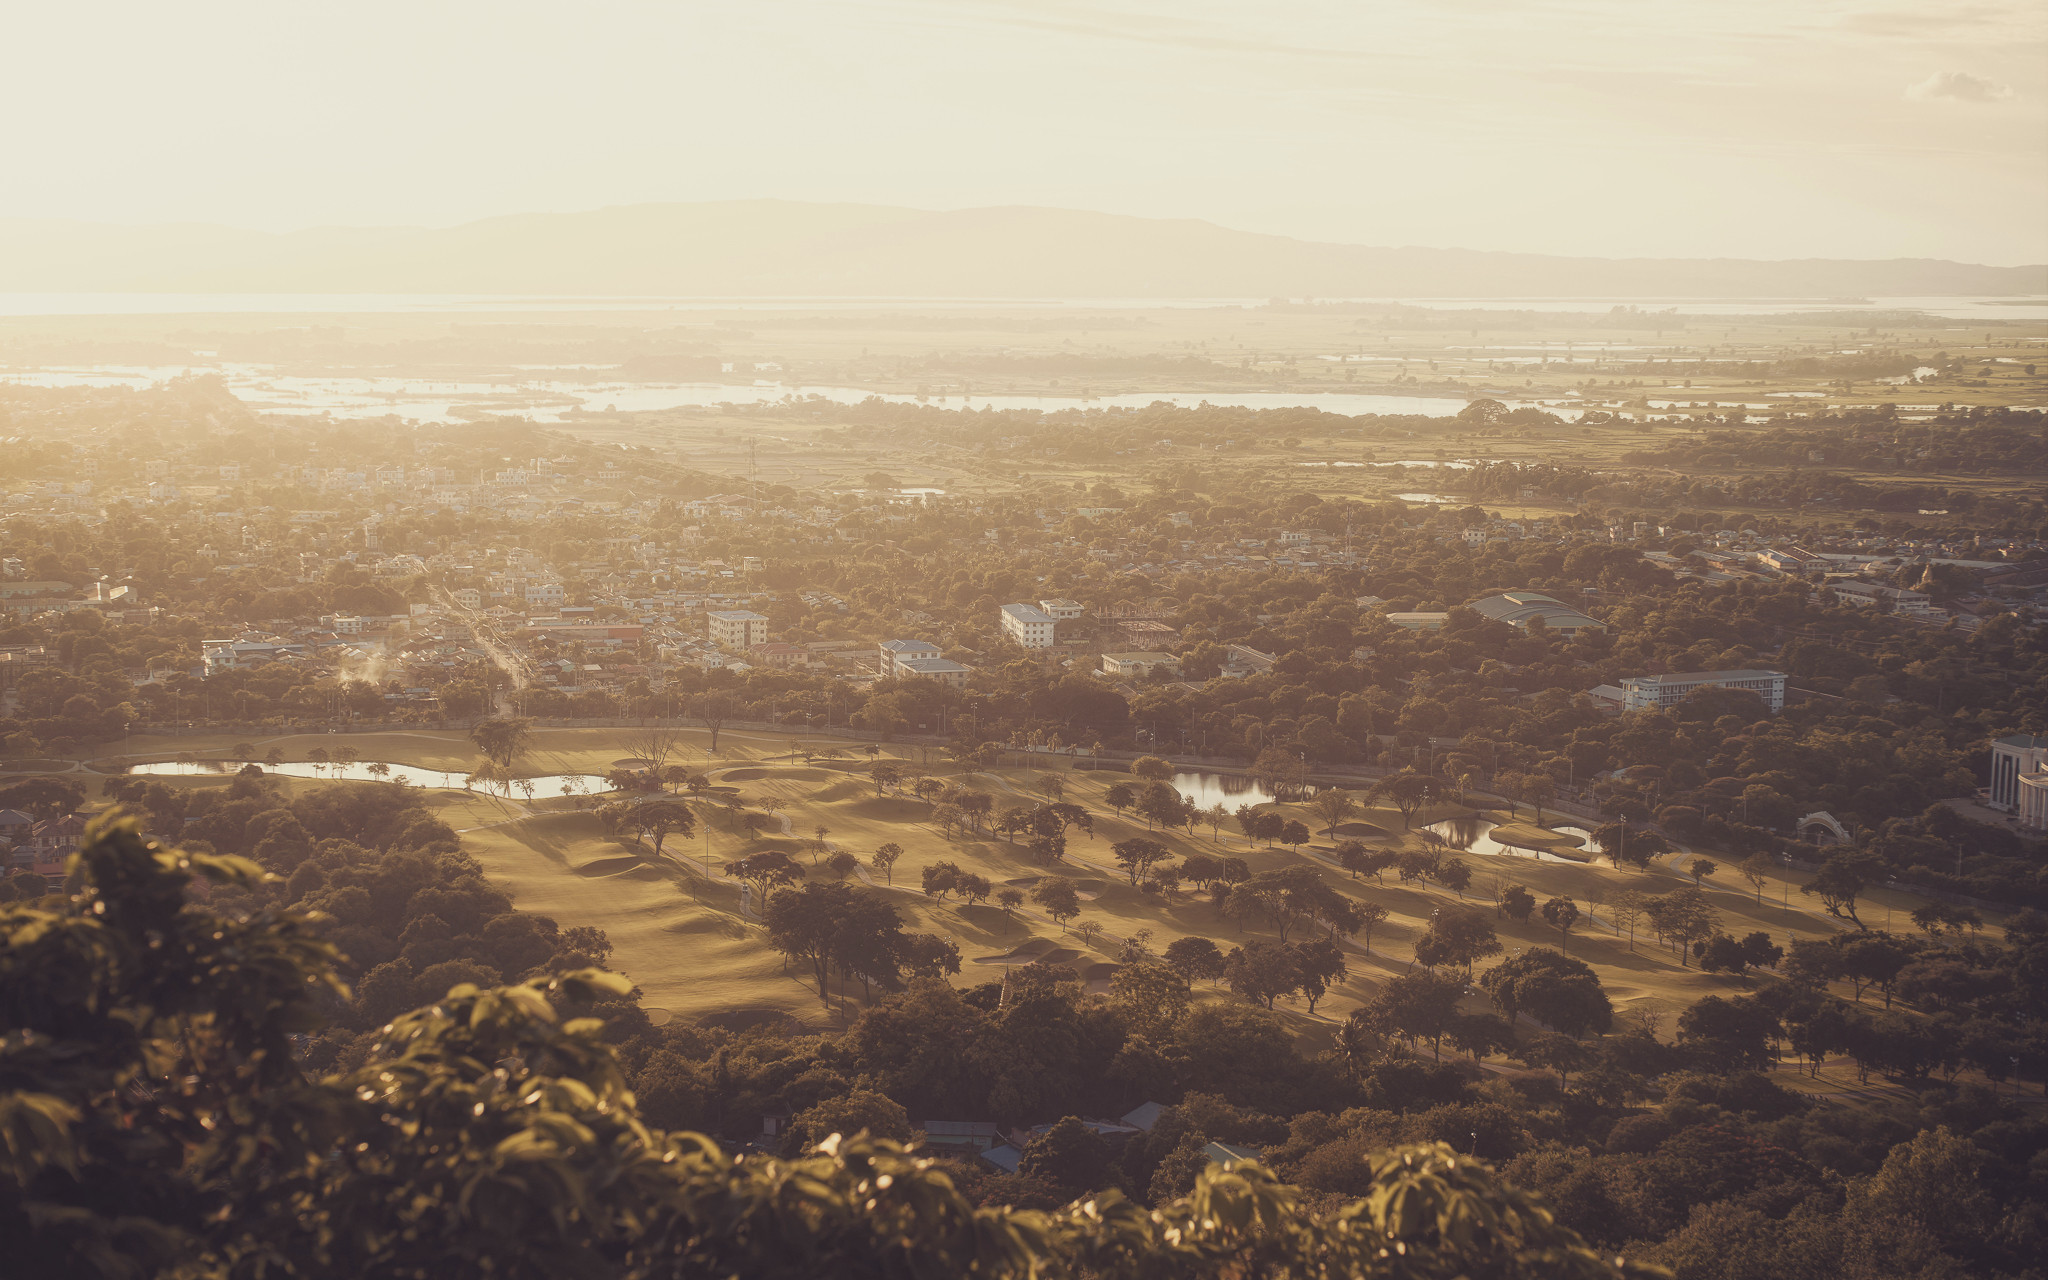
[2,201,2041,299]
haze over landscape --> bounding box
[7,201,2045,298]
[3,5,2047,1280]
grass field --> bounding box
[54,725,2006,1065]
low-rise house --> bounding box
[1621,669,1786,714]
[1101,652,1182,679]
[894,656,972,687]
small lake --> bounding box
[1424,816,1594,864]
[1392,492,1459,504]
[1169,771,1277,809]
[128,759,614,797]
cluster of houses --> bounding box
[1,809,85,880]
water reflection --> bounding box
[1424,817,1594,864]
[128,759,613,797]
[1169,771,1276,809]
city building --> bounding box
[1101,652,1182,678]
[2018,766,2048,833]
[894,656,972,687]
[1756,546,1827,575]
[1829,580,1936,615]
[1989,734,2048,813]
[999,603,1056,648]
[1386,612,1450,631]
[1036,598,1084,621]
[1467,591,1606,637]
[707,609,770,649]
[879,639,941,674]
[1620,669,1786,714]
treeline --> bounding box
[3,814,1661,1279]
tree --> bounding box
[1499,884,1535,922]
[1447,1012,1515,1063]
[1223,940,1302,1009]
[1608,890,1648,951]
[1686,857,1718,888]
[597,798,697,859]
[468,716,533,768]
[1647,886,1719,967]
[1278,819,1311,852]
[1110,962,1192,1039]
[1295,938,1348,1014]
[1311,788,1357,835]
[1104,782,1136,818]
[1413,907,1501,976]
[1371,771,1441,828]
[1112,837,1171,886]
[995,887,1025,921]
[1031,876,1082,929]
[1514,1032,1590,1089]
[765,880,871,993]
[1162,935,1226,984]
[1479,948,1613,1038]
[870,842,903,884]
[921,861,963,901]
[1366,970,1466,1060]
[1676,995,1778,1072]
[1436,859,1473,898]
[1801,849,1879,927]
[696,692,736,754]
[1590,821,1668,871]
[870,762,902,796]
[1130,755,1175,781]
[1738,853,1772,905]
[1018,1116,1114,1195]
[1515,773,1557,825]
[726,849,805,903]
[1355,901,1390,956]
[1541,897,1580,950]
[621,722,687,775]
[0,776,85,822]
[1334,841,1372,880]
[826,850,860,878]
[791,1087,911,1146]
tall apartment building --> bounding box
[999,603,1056,649]
[708,609,770,649]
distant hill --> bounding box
[2,201,2041,299]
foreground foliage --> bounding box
[0,816,1660,1278]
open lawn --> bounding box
[25,727,2022,1084]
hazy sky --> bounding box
[6,1,2044,263]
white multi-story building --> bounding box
[1990,734,2048,814]
[525,581,566,607]
[1620,669,1786,714]
[894,656,972,687]
[1000,603,1056,649]
[1036,598,1084,621]
[708,610,770,649]
[879,639,941,672]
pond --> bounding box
[1423,816,1595,864]
[1168,771,1277,810]
[1392,492,1459,504]
[128,759,615,797]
